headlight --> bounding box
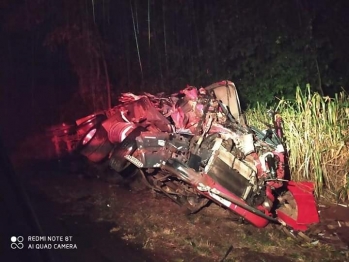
[82,128,97,145]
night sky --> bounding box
[1,0,348,150]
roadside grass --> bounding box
[94,189,347,261]
[28,170,349,262]
[110,201,329,261]
[98,206,348,262]
[246,85,349,201]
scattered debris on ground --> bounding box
[15,158,349,262]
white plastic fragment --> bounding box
[311,240,319,245]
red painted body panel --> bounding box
[277,181,319,231]
[202,175,270,228]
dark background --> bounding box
[1,0,348,151]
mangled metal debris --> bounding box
[55,80,320,231]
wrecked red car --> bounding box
[72,80,319,231]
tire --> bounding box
[109,127,145,172]
[77,124,114,163]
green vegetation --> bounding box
[246,85,349,200]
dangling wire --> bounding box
[130,0,143,84]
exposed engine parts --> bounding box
[72,80,319,231]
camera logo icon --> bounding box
[11,236,24,249]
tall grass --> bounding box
[246,85,349,201]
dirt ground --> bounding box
[9,154,349,262]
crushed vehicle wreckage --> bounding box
[59,80,320,231]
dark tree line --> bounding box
[1,0,349,113]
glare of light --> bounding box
[82,128,97,145]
